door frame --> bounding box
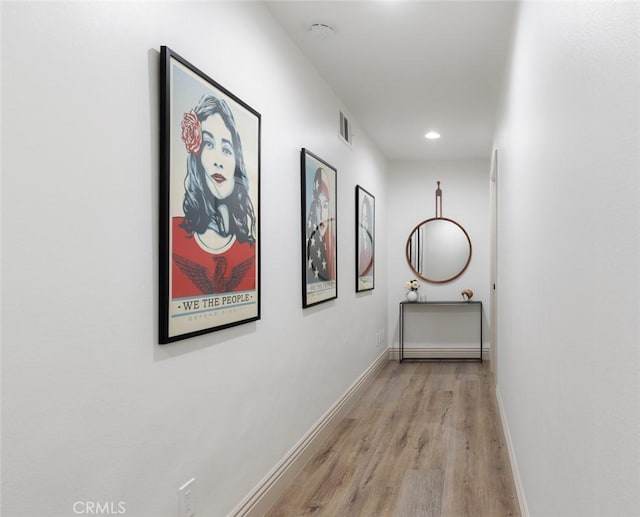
[490,149,499,376]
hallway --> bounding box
[267,361,519,516]
[3,2,638,515]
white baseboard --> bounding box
[228,350,389,517]
[388,347,489,361]
[495,385,529,517]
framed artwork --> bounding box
[301,149,338,308]
[355,185,375,292]
[159,46,261,343]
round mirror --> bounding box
[405,217,472,283]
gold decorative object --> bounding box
[461,289,474,302]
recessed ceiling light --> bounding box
[309,23,335,40]
[425,131,441,140]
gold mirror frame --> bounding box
[405,217,472,284]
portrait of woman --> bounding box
[306,166,336,284]
[356,185,375,291]
[301,149,337,307]
[160,46,260,343]
[358,194,373,276]
[171,93,257,298]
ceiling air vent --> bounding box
[339,111,352,147]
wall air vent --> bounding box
[339,111,352,147]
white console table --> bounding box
[398,301,483,363]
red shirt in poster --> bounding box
[171,217,256,298]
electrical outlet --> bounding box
[179,478,196,517]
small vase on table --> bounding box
[404,279,421,303]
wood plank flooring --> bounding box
[266,360,520,517]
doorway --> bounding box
[490,149,499,377]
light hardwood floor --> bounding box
[266,360,520,517]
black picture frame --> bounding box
[301,149,338,308]
[355,185,375,292]
[159,46,261,343]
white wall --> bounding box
[494,2,640,516]
[0,3,388,516]
[386,160,491,351]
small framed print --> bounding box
[159,46,261,343]
[356,186,375,292]
[301,149,338,308]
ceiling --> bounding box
[265,1,518,161]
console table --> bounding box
[398,301,483,363]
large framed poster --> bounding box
[301,149,337,308]
[159,46,260,343]
[355,185,375,292]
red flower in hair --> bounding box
[181,111,202,154]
